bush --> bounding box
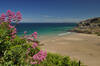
[40,53,79,66]
[97,33,100,36]
[95,32,100,36]
[0,22,81,66]
[0,10,82,66]
[0,10,47,65]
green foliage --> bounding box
[97,33,100,36]
[0,36,30,65]
[40,53,79,66]
[29,46,40,56]
[0,24,11,56]
[0,22,30,65]
[94,32,100,36]
[0,22,82,66]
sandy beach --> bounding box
[39,33,100,66]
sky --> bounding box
[0,0,100,23]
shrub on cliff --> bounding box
[72,17,100,36]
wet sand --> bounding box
[39,33,100,66]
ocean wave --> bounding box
[58,32,72,36]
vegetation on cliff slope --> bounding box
[72,17,100,36]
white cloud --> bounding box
[43,17,81,22]
[43,15,53,18]
[22,17,82,23]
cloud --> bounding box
[22,16,82,23]
[43,15,53,18]
[42,18,81,23]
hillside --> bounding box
[71,17,100,35]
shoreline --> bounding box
[39,33,100,66]
[38,32,75,40]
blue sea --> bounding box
[14,23,77,36]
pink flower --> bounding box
[28,48,30,51]
[9,25,14,29]
[34,32,37,35]
[11,32,14,35]
[32,42,38,49]
[23,31,27,38]
[11,35,16,39]
[13,30,16,34]
[1,13,6,21]
[34,35,37,39]
[1,13,6,17]
[32,33,34,37]
[28,38,34,41]
[24,35,27,38]
[11,12,15,16]
[12,15,16,21]
[14,28,16,31]
[6,10,13,17]
[6,10,22,23]
[6,10,13,22]
[30,61,37,64]
[16,11,22,21]
[29,35,32,37]
[16,11,21,16]
[10,28,16,36]
[0,10,22,23]
[7,18,12,23]
[24,31,27,34]
[33,32,37,39]
[31,50,47,64]
[8,16,12,18]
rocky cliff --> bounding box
[71,17,100,35]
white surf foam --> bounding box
[58,32,72,36]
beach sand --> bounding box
[39,33,100,66]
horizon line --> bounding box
[20,22,79,23]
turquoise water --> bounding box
[14,23,77,36]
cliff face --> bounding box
[72,17,100,35]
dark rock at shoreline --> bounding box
[71,17,100,35]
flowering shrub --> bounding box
[0,10,27,65]
[0,10,22,57]
[0,10,81,66]
[24,31,47,65]
[41,53,80,66]
[0,10,47,65]
[30,50,47,64]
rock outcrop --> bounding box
[71,17,100,35]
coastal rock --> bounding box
[71,17,100,35]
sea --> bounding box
[13,23,77,36]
